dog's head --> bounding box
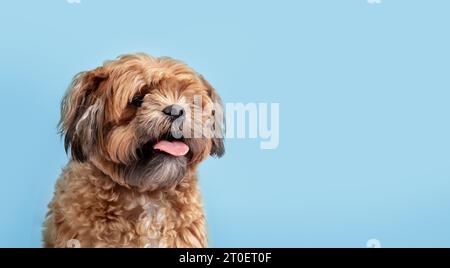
[60,53,224,191]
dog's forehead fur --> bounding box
[97,54,211,120]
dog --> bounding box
[43,53,224,248]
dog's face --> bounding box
[60,54,224,191]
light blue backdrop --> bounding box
[1,0,450,247]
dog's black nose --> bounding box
[162,104,185,119]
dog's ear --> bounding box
[199,75,225,158]
[59,67,108,162]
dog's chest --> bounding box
[125,196,172,248]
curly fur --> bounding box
[43,53,224,248]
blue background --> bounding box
[1,0,450,247]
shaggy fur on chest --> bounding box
[43,161,207,248]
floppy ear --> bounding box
[199,75,225,158]
[59,67,108,162]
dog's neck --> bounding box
[89,156,129,187]
[87,156,196,193]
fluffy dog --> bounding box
[43,53,224,248]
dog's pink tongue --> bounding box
[153,140,189,156]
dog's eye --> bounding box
[130,95,145,107]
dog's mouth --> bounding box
[139,134,190,158]
[126,133,190,190]
[153,140,189,156]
